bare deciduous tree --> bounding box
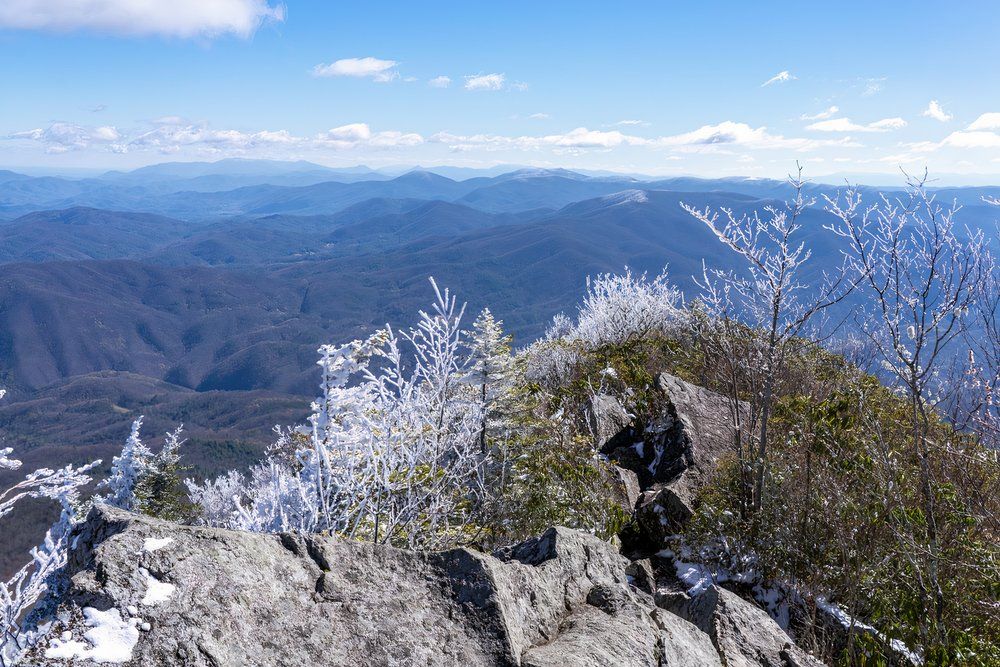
[824,171,990,653]
[683,164,854,512]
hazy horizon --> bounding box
[3,1,1000,181]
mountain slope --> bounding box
[0,208,194,263]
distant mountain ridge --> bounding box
[1,158,997,586]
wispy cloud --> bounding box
[8,119,424,155]
[431,121,858,153]
[8,118,859,159]
[10,122,121,153]
[0,0,284,38]
[762,70,796,87]
[806,117,907,132]
[428,75,451,88]
[312,57,399,83]
[528,113,550,120]
[800,106,839,121]
[614,119,649,127]
[464,73,506,91]
[861,77,886,97]
[921,100,952,122]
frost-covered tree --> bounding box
[101,417,154,513]
[101,418,190,520]
[469,308,514,453]
[523,268,684,394]
[190,279,491,549]
[963,198,1000,449]
[1,389,100,667]
[574,268,685,346]
[133,426,190,521]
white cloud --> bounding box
[939,131,1000,149]
[465,73,505,91]
[528,113,550,120]
[431,121,856,153]
[10,122,121,152]
[967,112,1000,131]
[651,121,856,151]
[806,117,907,132]
[898,114,1000,154]
[0,0,284,38]
[152,115,186,126]
[8,118,857,160]
[869,117,907,131]
[614,119,649,126]
[315,123,423,149]
[762,70,796,86]
[323,123,371,142]
[800,106,839,121]
[430,128,640,151]
[9,119,427,156]
[428,76,451,88]
[921,100,952,122]
[312,57,399,83]
[546,128,637,148]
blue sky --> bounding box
[3,1,1000,179]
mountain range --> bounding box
[1,161,997,562]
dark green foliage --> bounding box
[133,457,195,523]
[677,340,1000,665]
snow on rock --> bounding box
[44,607,139,664]
[139,568,175,606]
[142,536,173,552]
[817,597,923,666]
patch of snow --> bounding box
[45,607,139,664]
[601,189,649,206]
[647,442,663,474]
[816,597,923,666]
[632,441,644,458]
[140,569,175,606]
[142,536,173,553]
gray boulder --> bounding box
[27,505,814,667]
[659,585,825,667]
[604,373,743,546]
[585,393,634,451]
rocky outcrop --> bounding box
[660,586,825,667]
[21,372,828,666]
[602,373,743,549]
[25,504,823,666]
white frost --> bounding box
[142,537,173,553]
[45,607,139,664]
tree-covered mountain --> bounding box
[0,161,996,521]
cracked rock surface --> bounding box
[25,504,821,666]
[25,372,826,666]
